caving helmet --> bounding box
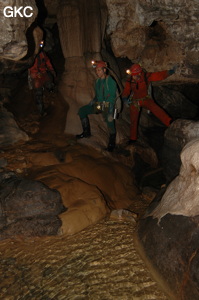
[126,63,142,75]
[91,60,107,68]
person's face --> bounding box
[132,72,141,81]
[95,67,106,79]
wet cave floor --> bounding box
[0,219,168,300]
[0,85,168,299]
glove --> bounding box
[30,73,37,79]
[168,65,177,76]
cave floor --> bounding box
[0,218,168,300]
[0,84,168,299]
[0,139,169,300]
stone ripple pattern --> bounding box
[0,220,168,299]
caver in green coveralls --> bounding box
[76,61,117,152]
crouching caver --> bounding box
[76,61,117,152]
[28,40,56,116]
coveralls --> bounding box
[78,75,117,134]
[29,51,55,89]
[29,51,55,114]
[122,70,172,141]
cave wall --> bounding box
[57,0,106,57]
[106,0,199,79]
[0,0,38,61]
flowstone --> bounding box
[135,139,199,300]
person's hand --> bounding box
[168,65,178,75]
[30,73,37,79]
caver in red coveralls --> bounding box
[29,43,55,115]
[122,64,174,143]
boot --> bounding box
[106,133,116,152]
[128,139,136,145]
[76,117,91,139]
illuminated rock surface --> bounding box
[136,139,199,300]
[163,119,199,182]
[0,105,29,146]
[0,0,37,60]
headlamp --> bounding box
[91,60,96,68]
[40,40,44,48]
[126,69,131,75]
[91,60,107,68]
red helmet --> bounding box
[129,64,142,75]
[92,60,107,68]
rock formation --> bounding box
[28,147,141,235]
[0,0,39,74]
[136,139,199,300]
[0,104,29,146]
[0,0,37,60]
[106,0,199,78]
[162,119,199,182]
[0,171,65,240]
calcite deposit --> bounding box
[136,139,199,300]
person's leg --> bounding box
[106,118,116,152]
[34,88,44,115]
[142,98,172,126]
[129,104,140,142]
[44,72,54,92]
[32,77,45,115]
[76,104,94,138]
